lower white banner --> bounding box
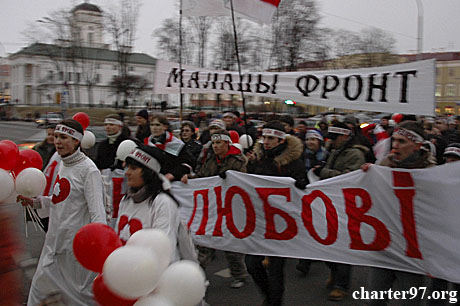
[171,162,460,283]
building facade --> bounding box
[8,2,157,108]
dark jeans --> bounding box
[326,262,352,291]
[245,255,285,306]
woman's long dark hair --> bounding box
[125,157,180,206]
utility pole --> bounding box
[416,0,424,61]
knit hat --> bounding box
[209,119,226,130]
[306,129,324,141]
[136,109,149,120]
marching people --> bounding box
[245,120,307,306]
[194,130,249,289]
[361,120,435,306]
[146,114,194,181]
[180,121,203,163]
[18,119,106,306]
[313,121,369,301]
[223,112,244,135]
[134,109,151,142]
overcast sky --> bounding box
[1,0,459,58]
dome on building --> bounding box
[72,2,102,13]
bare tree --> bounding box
[105,0,141,105]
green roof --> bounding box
[10,43,156,66]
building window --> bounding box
[446,84,457,97]
[128,66,135,72]
[59,72,64,81]
[113,65,117,70]
[76,73,81,83]
[448,68,455,77]
[88,32,94,44]
[67,72,72,82]
[47,71,53,81]
[435,84,442,97]
[95,74,101,83]
[445,106,455,114]
[4,82,9,89]
[96,64,101,69]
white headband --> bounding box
[262,128,286,139]
[128,148,161,173]
[55,124,83,141]
[211,134,232,142]
[105,118,123,126]
[306,131,324,141]
[444,147,460,157]
[328,127,351,136]
[394,128,424,143]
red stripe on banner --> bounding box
[392,171,414,187]
[261,0,281,7]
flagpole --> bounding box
[229,0,248,134]
[179,0,184,122]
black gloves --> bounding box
[313,166,323,176]
[295,178,308,190]
[219,171,227,179]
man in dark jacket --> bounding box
[245,120,307,306]
[95,114,132,221]
[313,121,368,301]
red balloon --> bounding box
[72,112,90,130]
[0,140,19,171]
[93,274,137,306]
[73,223,122,273]
[229,130,239,144]
[12,149,43,175]
[392,113,403,124]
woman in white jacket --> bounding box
[19,119,106,306]
[115,144,182,262]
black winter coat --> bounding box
[95,126,132,170]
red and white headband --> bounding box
[128,148,161,173]
[394,128,424,143]
[262,128,286,139]
[327,127,351,136]
[444,147,460,157]
[55,124,83,141]
[104,118,123,126]
[211,134,232,143]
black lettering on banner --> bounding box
[321,75,340,99]
[203,72,218,89]
[367,73,390,102]
[237,74,252,92]
[343,75,363,101]
[296,75,319,97]
[220,73,234,91]
[256,74,270,94]
[166,68,185,87]
[271,74,278,94]
[394,70,417,103]
[187,71,200,88]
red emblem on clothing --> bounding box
[51,176,71,204]
[117,215,143,243]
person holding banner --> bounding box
[18,119,106,306]
[195,130,249,289]
[245,120,307,306]
[362,120,435,306]
[313,121,368,301]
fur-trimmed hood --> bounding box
[253,135,303,167]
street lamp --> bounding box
[416,0,423,61]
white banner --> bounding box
[171,162,460,283]
[154,59,436,116]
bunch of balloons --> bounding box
[73,225,206,306]
[0,140,46,204]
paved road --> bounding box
[0,121,43,142]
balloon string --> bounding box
[27,206,45,233]
[23,207,28,238]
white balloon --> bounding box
[116,140,137,161]
[239,134,253,149]
[103,245,160,299]
[15,168,46,198]
[154,260,206,306]
[127,229,173,275]
[81,130,96,149]
[0,169,15,202]
[134,294,174,306]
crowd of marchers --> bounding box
[3,108,460,306]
